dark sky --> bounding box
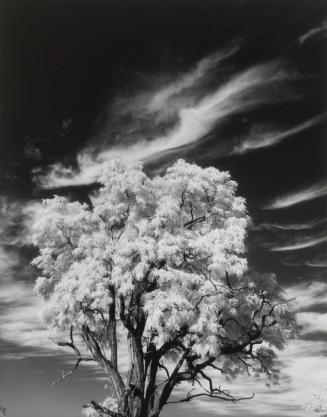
[0,1,326,416]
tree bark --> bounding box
[108,285,118,370]
[124,332,145,417]
[82,325,125,400]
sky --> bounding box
[0,0,326,416]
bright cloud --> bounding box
[0,198,53,354]
[0,281,53,352]
[287,281,327,311]
[297,312,327,334]
[269,235,327,252]
[147,45,240,113]
[264,181,327,209]
[299,21,327,45]
[234,112,326,154]
[305,260,327,268]
[251,218,326,231]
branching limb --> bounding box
[52,326,95,386]
[168,390,254,404]
[158,361,170,379]
[81,325,125,399]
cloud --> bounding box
[268,235,327,252]
[305,260,327,268]
[278,341,327,410]
[287,281,327,312]
[0,197,41,249]
[0,280,53,352]
[147,45,240,113]
[34,49,298,189]
[233,113,326,154]
[252,218,327,255]
[251,218,326,231]
[263,181,327,209]
[0,246,19,283]
[299,21,327,45]
[297,312,327,335]
[0,197,54,355]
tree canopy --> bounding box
[32,159,295,417]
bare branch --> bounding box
[52,358,82,386]
[158,361,170,379]
[168,391,254,404]
[53,326,95,385]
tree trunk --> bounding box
[123,332,145,417]
[108,286,118,370]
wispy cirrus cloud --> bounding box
[251,218,326,231]
[268,235,327,252]
[147,45,240,113]
[233,112,326,154]
[305,260,327,268]
[34,44,299,189]
[263,181,327,210]
[299,20,327,45]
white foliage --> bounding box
[32,159,289,362]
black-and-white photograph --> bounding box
[0,1,326,416]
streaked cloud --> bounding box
[297,312,327,335]
[251,218,326,231]
[0,198,54,355]
[233,113,326,154]
[264,181,327,210]
[269,235,327,252]
[299,21,327,45]
[287,281,327,312]
[0,281,53,352]
[305,260,327,268]
[147,45,240,113]
[34,49,298,189]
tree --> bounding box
[32,159,295,417]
